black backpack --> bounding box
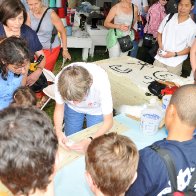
[150,145,196,196]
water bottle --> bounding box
[162,94,172,112]
[140,99,163,135]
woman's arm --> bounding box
[50,10,71,61]
[26,50,46,86]
[25,13,31,27]
[190,39,196,73]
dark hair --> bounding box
[12,86,37,106]
[0,106,58,195]
[0,0,27,25]
[0,36,30,80]
[178,0,194,6]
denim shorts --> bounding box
[64,104,103,136]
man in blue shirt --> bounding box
[126,84,196,195]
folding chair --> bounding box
[41,58,66,110]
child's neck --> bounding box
[167,123,194,142]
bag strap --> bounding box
[36,7,50,33]
[150,145,178,192]
[114,4,134,36]
[186,168,196,192]
[165,13,174,27]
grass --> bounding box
[43,46,192,120]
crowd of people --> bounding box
[0,0,196,195]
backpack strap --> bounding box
[150,145,178,192]
[36,7,50,33]
[186,168,196,192]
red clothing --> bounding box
[43,46,61,71]
[144,2,166,38]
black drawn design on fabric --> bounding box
[143,75,154,84]
[153,71,174,81]
[109,65,132,73]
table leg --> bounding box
[82,48,89,61]
[89,44,95,58]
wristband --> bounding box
[63,48,68,51]
[175,52,178,57]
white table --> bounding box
[86,24,108,57]
[67,35,92,61]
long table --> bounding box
[54,114,167,196]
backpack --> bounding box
[150,145,196,196]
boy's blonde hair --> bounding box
[58,65,92,101]
[85,132,139,196]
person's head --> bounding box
[0,36,30,79]
[159,0,168,6]
[58,64,92,103]
[12,86,37,107]
[0,106,58,195]
[165,84,196,131]
[27,0,42,15]
[178,0,194,16]
[0,0,27,28]
[85,132,139,196]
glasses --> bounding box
[12,63,28,70]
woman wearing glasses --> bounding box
[0,37,31,110]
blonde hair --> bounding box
[85,132,139,196]
[58,65,92,101]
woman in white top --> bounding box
[104,0,138,58]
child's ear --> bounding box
[131,172,137,184]
[85,171,97,192]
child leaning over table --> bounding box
[54,62,113,153]
[85,132,139,196]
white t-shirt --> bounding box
[155,13,196,67]
[55,62,113,115]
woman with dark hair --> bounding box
[0,0,46,87]
[141,0,167,64]
[0,36,31,110]
[26,0,71,72]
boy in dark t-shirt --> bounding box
[126,84,196,196]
